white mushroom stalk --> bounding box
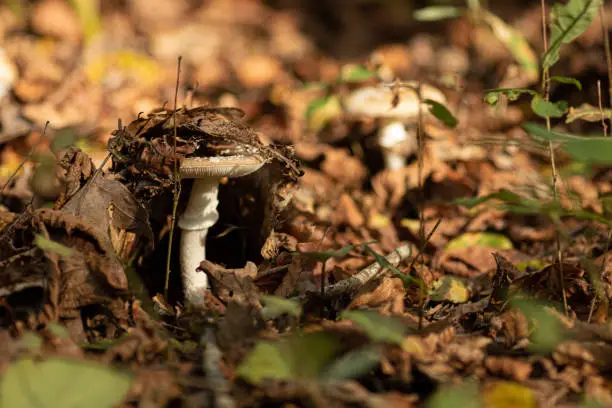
[178,155,265,307]
[344,82,447,171]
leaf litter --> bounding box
[2,1,612,407]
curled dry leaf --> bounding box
[200,260,261,308]
[348,277,405,315]
[0,208,129,330]
[57,148,153,261]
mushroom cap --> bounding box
[180,155,266,179]
[344,82,447,119]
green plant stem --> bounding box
[540,0,568,316]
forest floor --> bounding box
[2,1,612,407]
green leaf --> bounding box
[236,332,341,385]
[34,234,74,257]
[260,295,302,320]
[305,94,342,133]
[549,76,583,90]
[455,186,611,226]
[430,276,470,303]
[482,10,539,83]
[446,232,514,251]
[523,122,612,164]
[341,310,409,345]
[542,0,603,70]
[424,99,458,128]
[339,64,377,83]
[530,94,568,119]
[511,298,565,353]
[0,357,133,408]
[566,103,612,123]
[484,88,536,105]
[413,6,464,21]
[321,346,381,382]
[454,189,539,209]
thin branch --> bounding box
[164,56,183,297]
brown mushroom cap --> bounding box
[179,155,265,179]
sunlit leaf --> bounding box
[566,103,612,123]
[446,232,514,251]
[511,298,565,353]
[424,99,458,128]
[413,6,464,21]
[236,332,341,385]
[321,345,381,382]
[483,381,536,408]
[34,234,74,257]
[549,76,582,90]
[0,357,133,408]
[341,310,409,345]
[430,276,470,303]
[531,94,568,119]
[482,10,539,83]
[305,94,342,132]
[542,0,603,69]
[260,295,302,320]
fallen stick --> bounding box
[293,243,413,301]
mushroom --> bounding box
[178,154,265,307]
[344,82,447,170]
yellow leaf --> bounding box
[85,50,162,86]
[483,381,536,408]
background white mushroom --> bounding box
[344,82,447,170]
[178,155,265,307]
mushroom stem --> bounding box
[178,177,221,306]
[378,121,410,171]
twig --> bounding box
[297,243,413,301]
[597,80,608,137]
[164,56,183,298]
